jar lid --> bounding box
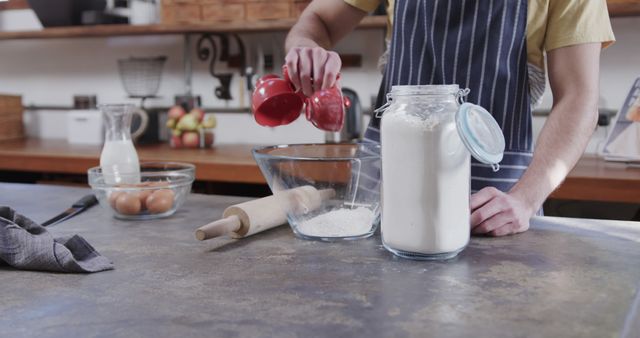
[456,103,505,168]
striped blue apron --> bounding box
[363,0,532,194]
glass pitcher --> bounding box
[99,104,143,185]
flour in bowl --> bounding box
[296,207,375,237]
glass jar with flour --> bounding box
[379,85,505,260]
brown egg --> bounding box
[146,189,175,214]
[137,190,153,210]
[108,191,123,209]
[115,192,142,215]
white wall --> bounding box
[1,10,639,148]
[0,9,384,144]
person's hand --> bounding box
[470,187,534,236]
[285,47,341,97]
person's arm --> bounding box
[470,43,601,236]
[285,0,368,96]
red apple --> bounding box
[182,131,200,148]
[189,108,205,122]
[203,131,214,146]
[171,135,182,148]
[168,105,186,120]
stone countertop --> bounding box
[0,183,639,338]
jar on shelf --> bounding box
[378,85,505,260]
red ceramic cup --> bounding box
[251,73,304,127]
[251,66,347,131]
[305,86,347,132]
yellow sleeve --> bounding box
[343,0,382,13]
[545,0,616,51]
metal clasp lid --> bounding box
[373,88,470,118]
[373,92,393,118]
[456,88,471,105]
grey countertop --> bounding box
[0,183,639,338]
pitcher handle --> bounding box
[130,107,149,140]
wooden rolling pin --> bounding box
[195,186,335,241]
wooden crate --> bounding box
[246,1,291,21]
[0,94,21,115]
[0,94,24,141]
[161,0,306,24]
[161,3,202,24]
[201,3,246,22]
[0,116,24,141]
[291,0,311,17]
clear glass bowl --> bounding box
[253,143,381,241]
[88,162,195,220]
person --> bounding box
[284,0,615,237]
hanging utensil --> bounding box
[197,33,242,101]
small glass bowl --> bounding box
[88,162,195,220]
[253,143,381,241]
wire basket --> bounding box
[117,56,167,98]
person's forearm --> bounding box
[508,43,601,214]
[285,0,367,52]
[286,11,333,52]
[509,99,598,212]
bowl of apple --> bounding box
[166,105,217,149]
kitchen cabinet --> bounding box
[1,182,639,338]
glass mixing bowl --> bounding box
[253,143,381,241]
[88,162,195,220]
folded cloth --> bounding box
[0,206,114,273]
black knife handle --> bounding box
[72,194,99,208]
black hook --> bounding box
[196,34,218,79]
[218,34,230,61]
[231,34,246,76]
[215,74,233,100]
[196,33,246,101]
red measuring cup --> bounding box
[251,66,348,132]
[304,85,349,132]
[252,72,305,127]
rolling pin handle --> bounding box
[195,215,242,241]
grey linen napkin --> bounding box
[0,206,114,273]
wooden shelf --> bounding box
[0,16,386,41]
[608,0,640,17]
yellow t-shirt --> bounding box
[345,0,615,106]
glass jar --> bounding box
[379,85,504,260]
